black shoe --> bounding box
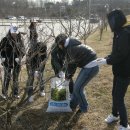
[76,109,88,114]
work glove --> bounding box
[58,71,65,79]
[34,71,39,78]
[15,58,20,64]
[1,58,5,63]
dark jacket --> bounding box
[107,9,130,77]
[51,43,65,75]
[106,26,130,77]
[65,38,97,79]
[27,42,47,70]
[0,32,25,68]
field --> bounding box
[0,26,130,130]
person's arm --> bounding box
[0,37,7,52]
[0,37,7,59]
[65,63,77,79]
[51,47,63,74]
[106,31,130,65]
[40,45,47,61]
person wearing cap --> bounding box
[55,34,99,113]
[51,42,74,96]
[86,9,130,130]
[0,24,25,99]
[26,42,47,102]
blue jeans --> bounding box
[70,66,99,112]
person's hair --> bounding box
[29,22,36,29]
[107,9,127,31]
[55,34,67,45]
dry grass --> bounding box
[0,27,130,130]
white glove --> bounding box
[63,80,70,86]
[96,58,107,66]
[84,60,98,68]
[34,71,39,77]
[15,58,20,63]
[1,58,5,63]
[58,71,65,79]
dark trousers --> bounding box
[26,65,45,97]
[112,76,130,127]
[69,78,74,94]
[2,65,21,96]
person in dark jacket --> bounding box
[55,34,99,113]
[26,42,47,102]
[0,24,25,99]
[87,9,130,130]
[51,42,74,95]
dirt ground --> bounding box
[0,27,130,130]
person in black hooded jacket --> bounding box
[51,42,74,95]
[0,24,25,99]
[55,34,99,113]
[86,9,130,130]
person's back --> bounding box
[51,43,65,75]
[65,38,97,68]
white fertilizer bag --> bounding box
[46,77,72,112]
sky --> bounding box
[32,0,73,3]
[54,0,73,3]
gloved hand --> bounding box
[58,71,65,78]
[84,60,98,68]
[1,58,5,63]
[15,58,20,64]
[34,71,39,78]
[96,58,107,65]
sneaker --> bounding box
[14,95,20,99]
[105,114,119,123]
[118,125,130,130]
[1,94,7,99]
[28,96,34,103]
[40,90,45,97]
